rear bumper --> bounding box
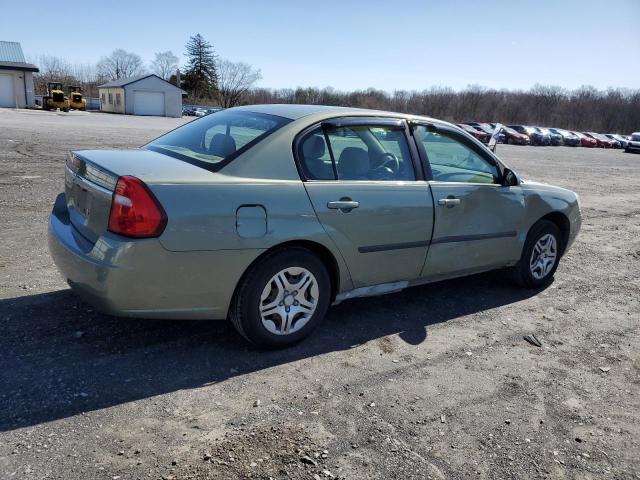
[48,193,264,320]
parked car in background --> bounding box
[457,123,490,143]
[625,132,640,153]
[47,105,582,348]
[605,134,629,149]
[537,127,563,146]
[549,128,581,147]
[500,126,530,145]
[508,125,549,145]
[193,108,207,117]
[572,132,597,148]
[466,122,506,143]
[583,132,612,148]
[530,127,551,146]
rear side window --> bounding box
[145,110,291,171]
[298,124,416,181]
[298,128,335,180]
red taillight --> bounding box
[108,176,167,238]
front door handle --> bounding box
[327,199,360,212]
[438,197,461,207]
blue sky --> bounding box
[2,0,639,91]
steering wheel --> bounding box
[378,152,400,173]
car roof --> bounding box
[232,104,370,120]
[232,103,438,122]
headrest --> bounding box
[209,134,237,158]
[303,135,326,159]
[337,147,369,179]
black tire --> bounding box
[509,220,562,289]
[507,137,514,145]
[229,248,331,349]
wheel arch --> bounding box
[231,240,342,309]
[537,211,570,255]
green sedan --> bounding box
[48,105,581,348]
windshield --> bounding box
[502,126,518,135]
[475,124,493,134]
[146,110,291,171]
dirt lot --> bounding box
[0,108,638,480]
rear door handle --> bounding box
[327,200,360,211]
[438,198,461,207]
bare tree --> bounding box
[151,51,179,80]
[242,85,640,134]
[96,49,144,80]
[214,59,262,108]
[33,54,73,78]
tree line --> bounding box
[30,34,638,133]
[245,85,640,134]
[30,34,262,110]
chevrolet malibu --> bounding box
[48,105,581,348]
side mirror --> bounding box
[502,168,519,187]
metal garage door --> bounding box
[132,91,165,116]
[0,74,16,108]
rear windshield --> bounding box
[145,110,291,171]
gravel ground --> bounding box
[0,108,638,480]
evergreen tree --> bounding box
[183,34,217,99]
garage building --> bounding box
[98,74,185,117]
[0,41,38,108]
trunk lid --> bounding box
[65,148,210,243]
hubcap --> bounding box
[529,233,558,280]
[259,267,319,335]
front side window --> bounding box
[145,110,290,171]
[116,93,121,106]
[298,123,415,181]
[101,93,105,103]
[108,93,113,104]
[415,127,499,184]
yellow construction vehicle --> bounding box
[68,85,86,110]
[43,82,69,111]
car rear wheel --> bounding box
[229,248,331,349]
[510,220,562,289]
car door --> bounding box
[297,117,434,288]
[412,123,525,278]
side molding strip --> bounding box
[358,240,430,253]
[430,231,517,245]
[357,231,517,253]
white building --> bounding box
[0,41,38,108]
[98,74,185,117]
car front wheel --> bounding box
[229,248,331,349]
[510,220,562,288]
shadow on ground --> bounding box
[0,271,541,431]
